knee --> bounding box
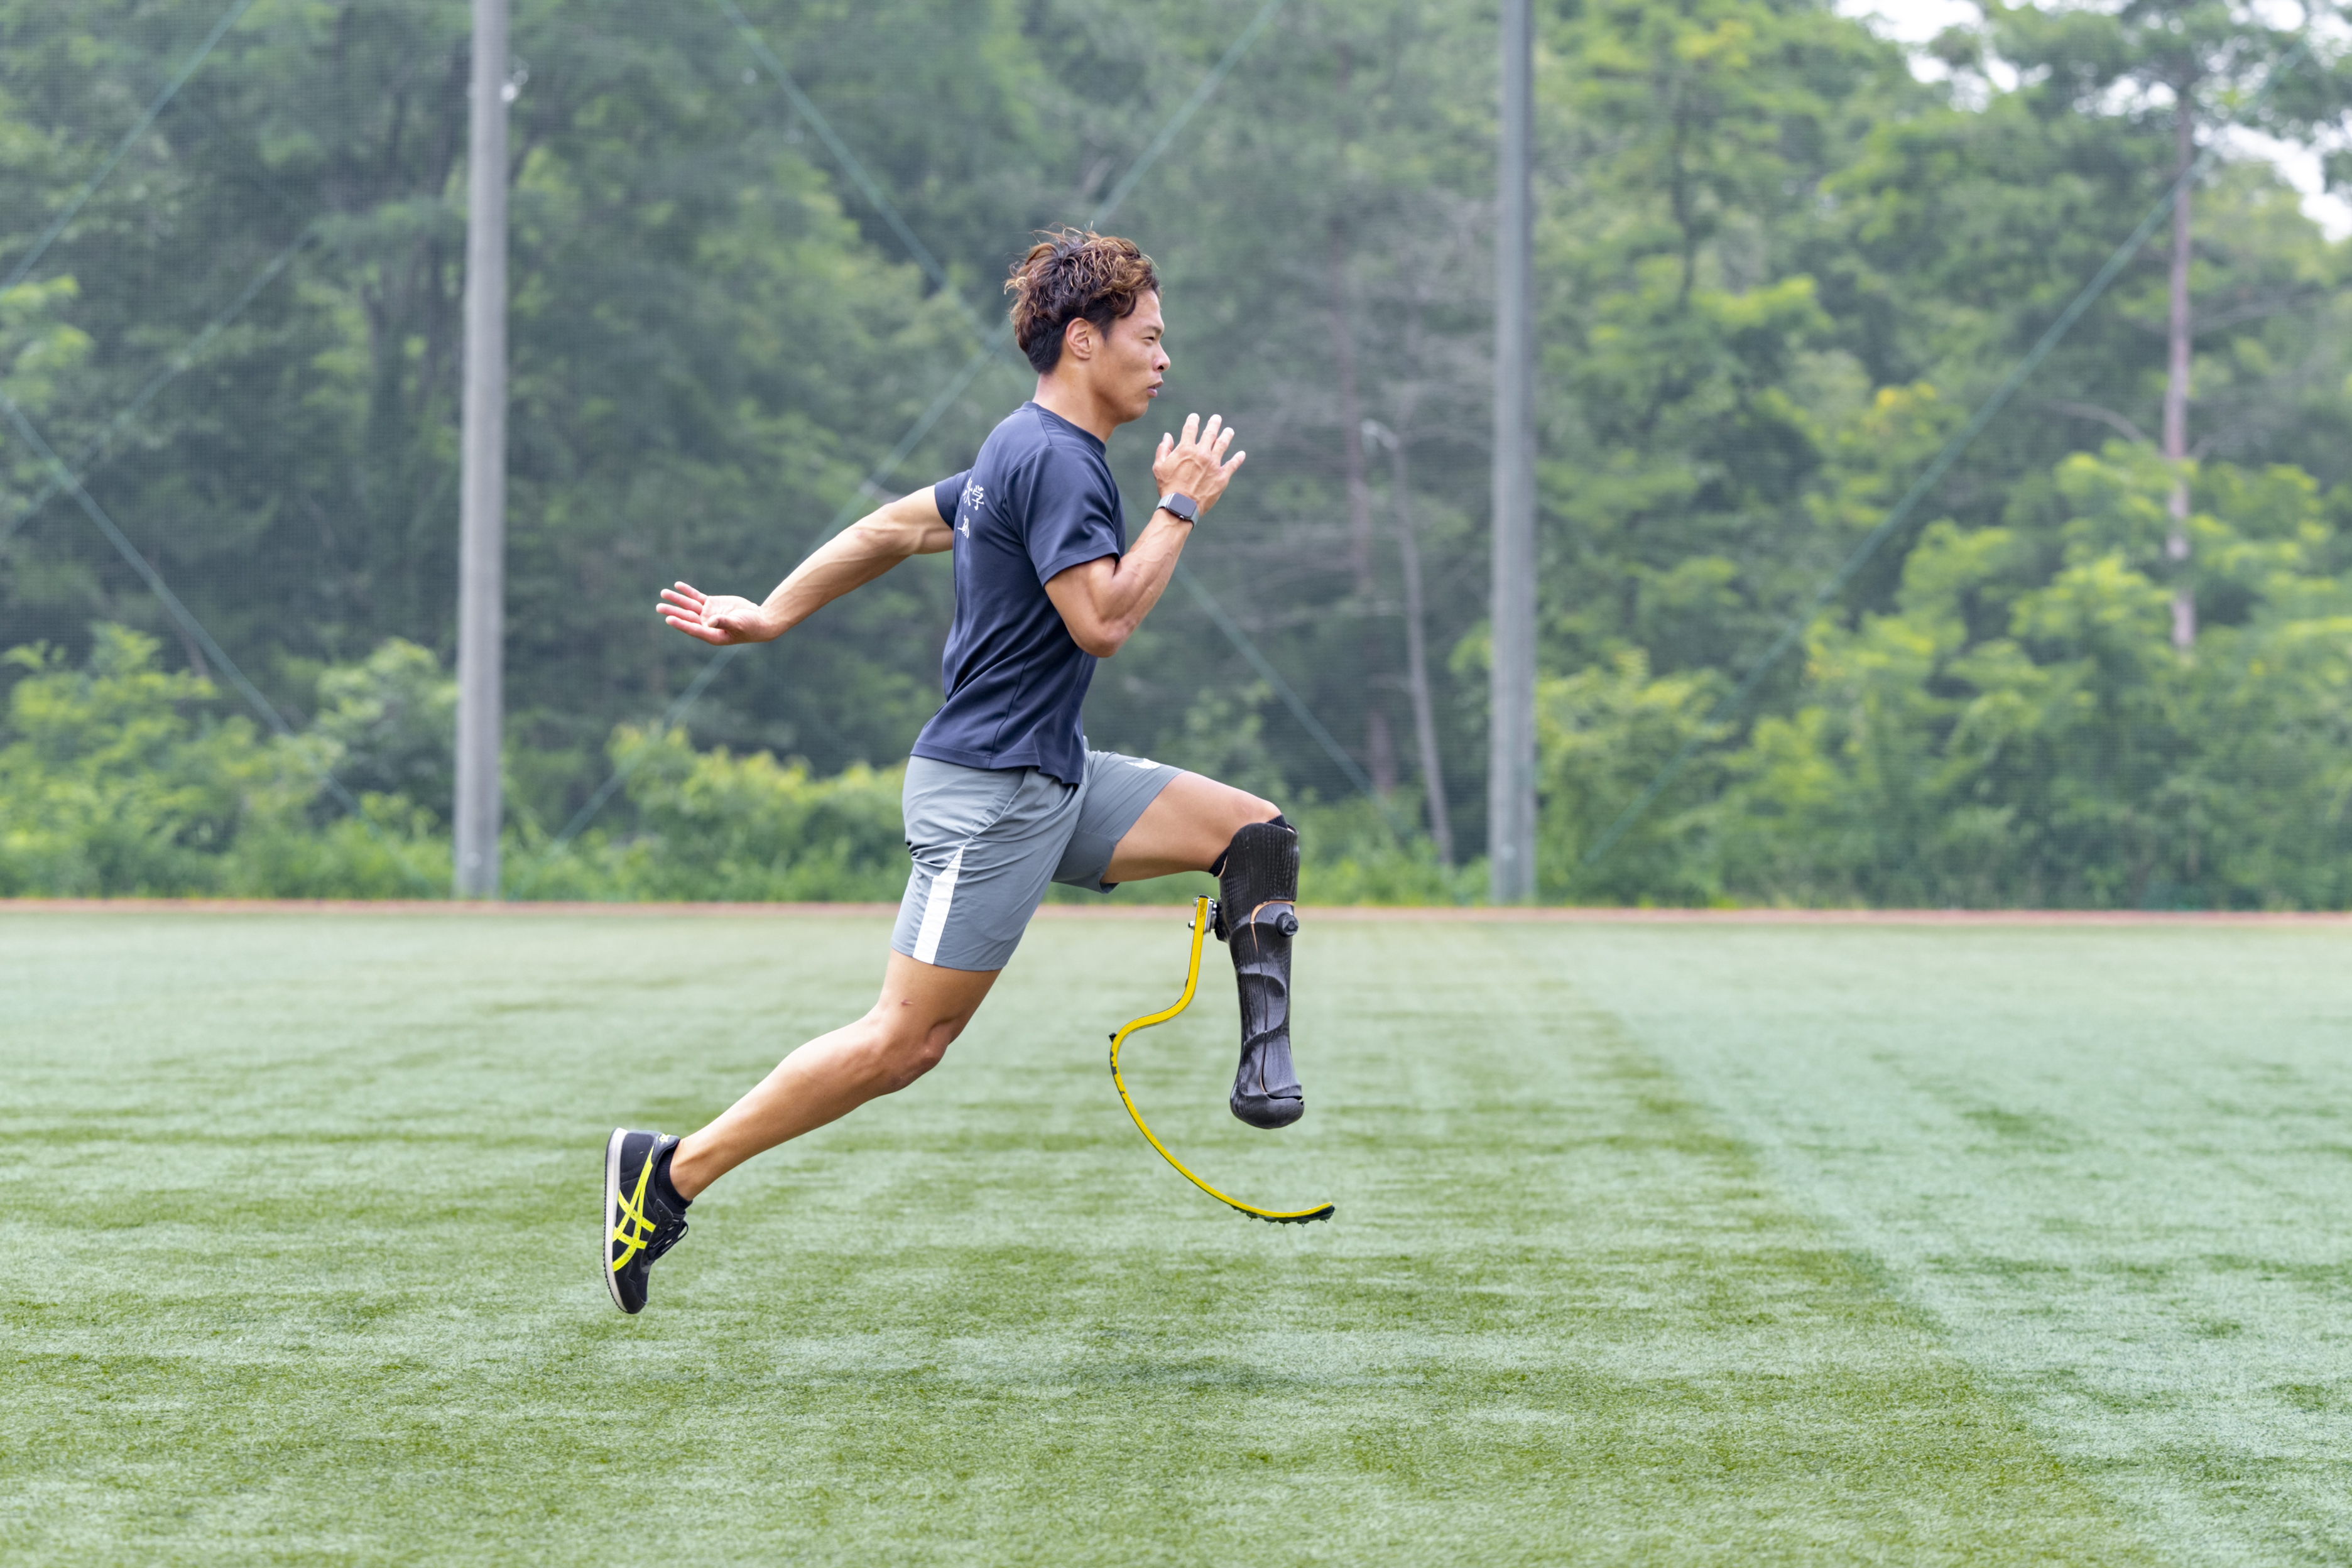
[864,1015,959,1094]
[1209,797,1286,875]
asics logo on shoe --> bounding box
[604,1128,687,1314]
[609,1152,660,1273]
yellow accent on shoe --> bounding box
[609,1144,660,1272]
[1108,896,1334,1225]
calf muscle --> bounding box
[668,952,999,1199]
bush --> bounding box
[3,628,298,895]
[1709,450,2352,908]
[514,725,908,901]
[1537,651,1729,905]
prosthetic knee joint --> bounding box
[1213,815,1304,1129]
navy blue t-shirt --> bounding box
[910,402,1126,785]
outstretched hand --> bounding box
[658,582,774,645]
[1152,413,1246,516]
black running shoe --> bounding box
[603,1128,689,1314]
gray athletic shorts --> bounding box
[891,750,1184,971]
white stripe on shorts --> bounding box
[911,842,967,965]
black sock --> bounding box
[651,1141,691,1211]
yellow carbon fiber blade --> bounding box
[1106,896,1334,1226]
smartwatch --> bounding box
[1155,491,1200,525]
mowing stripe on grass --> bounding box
[1545,924,2352,1566]
[3,913,2155,1563]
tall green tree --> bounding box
[1535,0,1919,687]
[1968,0,2341,648]
[8,0,2352,907]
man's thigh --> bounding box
[1052,751,1185,893]
[894,759,1079,970]
[1097,767,1277,886]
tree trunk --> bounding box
[2165,89,2196,650]
[1327,215,1396,795]
[151,552,212,682]
[1376,421,1455,867]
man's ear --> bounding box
[1062,317,1096,363]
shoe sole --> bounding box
[601,1126,628,1312]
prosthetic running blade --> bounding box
[1107,896,1334,1225]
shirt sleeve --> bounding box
[930,471,971,526]
[1022,446,1124,585]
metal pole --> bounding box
[1489,0,1537,903]
[2164,94,2196,650]
[454,0,509,898]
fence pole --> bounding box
[1488,0,1538,903]
[454,0,510,898]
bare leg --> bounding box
[668,775,1272,1203]
[1105,771,1278,882]
[667,951,999,1200]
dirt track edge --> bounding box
[4,898,2348,926]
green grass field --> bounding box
[5,910,2349,1565]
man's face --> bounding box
[1086,291,1168,427]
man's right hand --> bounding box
[655,489,951,648]
[659,582,775,645]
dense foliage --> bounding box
[0,626,1467,903]
[4,0,2352,906]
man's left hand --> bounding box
[1152,412,1245,516]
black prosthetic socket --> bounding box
[1216,816,1304,1130]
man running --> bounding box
[604,231,1306,1313]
